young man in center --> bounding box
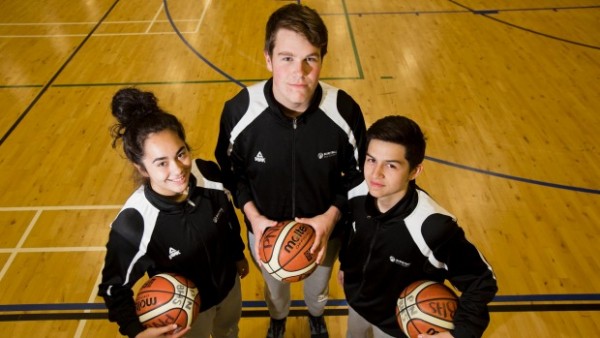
[339,115,498,338]
[215,4,367,338]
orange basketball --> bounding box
[396,280,458,338]
[135,273,200,333]
[258,220,317,282]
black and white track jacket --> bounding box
[98,159,245,338]
[340,181,498,338]
[215,79,366,235]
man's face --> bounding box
[265,28,323,114]
[364,139,422,211]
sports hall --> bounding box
[0,0,598,337]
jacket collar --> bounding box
[263,78,323,124]
[365,181,419,222]
[143,174,198,213]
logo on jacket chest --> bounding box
[254,151,266,163]
[318,150,337,159]
[169,247,181,260]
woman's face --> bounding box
[137,129,191,198]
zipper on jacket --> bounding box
[358,218,380,292]
[291,118,297,218]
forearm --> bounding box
[321,205,341,236]
[103,291,145,338]
[242,201,261,230]
[444,229,498,338]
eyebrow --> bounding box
[151,146,186,164]
[277,51,320,58]
[366,153,403,164]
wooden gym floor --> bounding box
[0,0,599,337]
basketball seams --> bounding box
[259,221,318,282]
[269,223,292,272]
[161,273,190,290]
[139,307,187,325]
[406,318,454,336]
[262,222,292,274]
[269,263,317,280]
[135,273,200,329]
[397,280,457,337]
[259,226,278,261]
[399,304,455,335]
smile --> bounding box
[170,175,187,184]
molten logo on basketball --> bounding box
[136,296,157,311]
[284,223,309,253]
[258,221,317,282]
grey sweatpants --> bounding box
[187,276,242,338]
[248,231,341,319]
[346,305,395,338]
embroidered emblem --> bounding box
[169,247,181,260]
[254,151,266,163]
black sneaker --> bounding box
[266,317,286,338]
[308,314,329,338]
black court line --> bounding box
[2,293,598,313]
[447,1,600,50]
[2,3,596,93]
[1,3,597,194]
[1,303,599,322]
[2,293,600,311]
[159,0,600,196]
[340,0,364,79]
[162,0,244,88]
[1,293,599,321]
[0,84,43,89]
[162,0,364,91]
[335,4,600,50]
[0,0,121,147]
[425,156,600,195]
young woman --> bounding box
[98,88,249,338]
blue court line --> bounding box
[1,294,599,312]
[425,156,600,195]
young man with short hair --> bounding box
[215,4,367,338]
[339,116,498,338]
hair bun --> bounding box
[111,87,159,126]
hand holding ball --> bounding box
[135,273,200,333]
[396,280,458,338]
[258,220,317,282]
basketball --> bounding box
[396,280,458,338]
[258,220,317,282]
[135,273,201,332]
